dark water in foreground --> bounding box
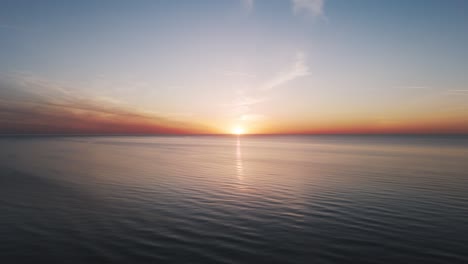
[1,135,468,263]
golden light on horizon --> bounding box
[232,126,245,135]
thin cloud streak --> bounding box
[448,90,468,92]
[0,74,211,134]
[242,0,254,13]
[447,90,468,95]
[227,51,310,130]
[240,0,325,16]
[227,96,268,118]
[398,86,430,90]
[292,0,325,16]
[261,52,310,91]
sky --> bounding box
[0,0,467,134]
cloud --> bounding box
[240,0,325,16]
[225,51,310,127]
[291,0,325,16]
[242,0,254,13]
[261,51,310,90]
[0,74,211,134]
[397,86,430,90]
[226,95,267,117]
[447,90,468,95]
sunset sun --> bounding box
[232,126,245,135]
[0,1,466,263]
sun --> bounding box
[232,126,245,135]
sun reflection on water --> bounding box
[236,137,243,181]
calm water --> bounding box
[1,135,468,263]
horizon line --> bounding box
[1,133,468,137]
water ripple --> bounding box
[1,136,468,263]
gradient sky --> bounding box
[1,0,467,134]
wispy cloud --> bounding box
[225,51,310,129]
[240,0,325,16]
[261,51,310,91]
[397,86,430,90]
[226,95,268,116]
[447,89,468,95]
[0,74,211,134]
[242,0,254,13]
[291,0,325,16]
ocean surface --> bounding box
[1,135,468,263]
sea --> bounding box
[1,135,467,263]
